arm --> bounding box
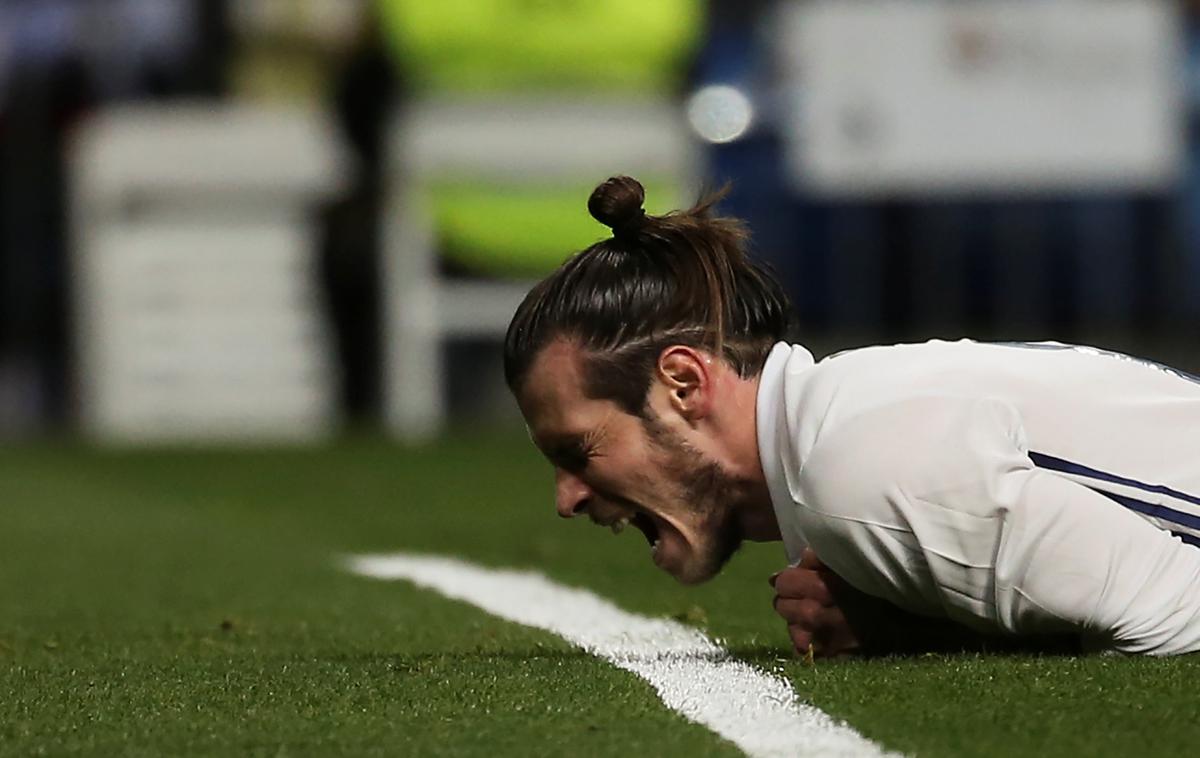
[992,466,1200,654]
[772,549,1080,658]
[794,395,1200,655]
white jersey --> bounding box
[757,339,1200,655]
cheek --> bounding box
[585,460,672,511]
[595,455,656,495]
[599,435,655,478]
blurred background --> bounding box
[1,0,1197,445]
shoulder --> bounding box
[803,339,1002,398]
[797,394,1029,516]
[792,394,1031,610]
[782,340,1029,457]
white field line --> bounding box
[345,553,897,758]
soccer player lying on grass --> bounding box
[503,176,1200,658]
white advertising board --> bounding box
[776,0,1184,196]
[72,104,347,443]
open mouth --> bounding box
[606,512,662,551]
[631,512,660,548]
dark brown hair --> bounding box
[503,176,795,416]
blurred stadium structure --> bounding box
[1,0,1198,442]
[71,104,348,441]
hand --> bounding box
[770,549,861,659]
[770,550,1068,658]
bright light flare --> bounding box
[686,85,754,144]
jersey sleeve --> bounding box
[994,463,1200,654]
[796,395,1200,654]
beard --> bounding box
[641,412,746,584]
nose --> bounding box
[555,468,592,518]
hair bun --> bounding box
[588,176,646,237]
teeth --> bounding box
[610,516,630,535]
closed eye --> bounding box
[539,429,604,474]
[555,442,594,473]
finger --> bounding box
[772,568,835,606]
[777,602,860,659]
[799,548,824,570]
[788,624,812,656]
[811,606,861,658]
[773,597,824,629]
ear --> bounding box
[655,346,714,420]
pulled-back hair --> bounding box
[503,176,795,416]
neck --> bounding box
[720,372,781,542]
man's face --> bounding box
[517,341,744,584]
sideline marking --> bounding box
[345,553,896,758]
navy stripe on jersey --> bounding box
[1029,451,1200,510]
[1086,488,1200,532]
[1174,531,1200,549]
[1030,451,1200,543]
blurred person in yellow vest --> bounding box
[376,0,700,94]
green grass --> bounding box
[3,433,1200,756]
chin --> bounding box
[671,527,744,585]
[664,546,738,586]
[672,566,720,586]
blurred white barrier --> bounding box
[382,98,699,440]
[70,103,349,443]
[778,0,1183,197]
